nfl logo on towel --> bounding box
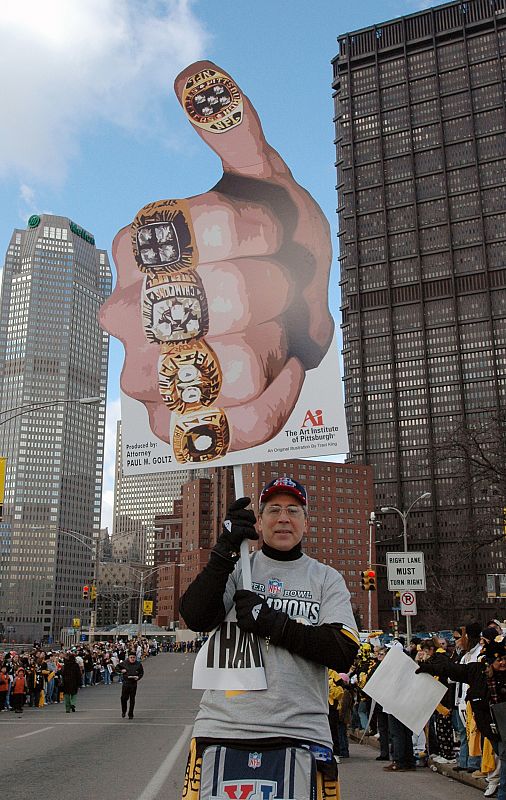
[248,752,262,769]
[268,579,283,596]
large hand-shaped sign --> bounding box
[100,61,347,472]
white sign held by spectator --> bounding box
[363,646,446,735]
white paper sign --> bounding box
[192,607,267,691]
[362,646,446,734]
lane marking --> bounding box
[0,721,193,727]
[136,724,192,800]
[15,726,54,739]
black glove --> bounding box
[234,589,288,643]
[415,653,447,676]
[415,661,436,675]
[213,498,258,564]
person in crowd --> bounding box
[117,651,144,719]
[62,652,82,713]
[328,671,352,761]
[45,653,57,704]
[179,477,359,800]
[453,622,484,775]
[83,649,94,686]
[0,665,9,711]
[417,636,506,799]
[369,647,390,762]
[11,666,27,714]
[351,643,375,732]
[416,638,454,764]
[381,639,416,773]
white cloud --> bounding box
[0,0,208,182]
[101,396,121,532]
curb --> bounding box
[349,729,486,792]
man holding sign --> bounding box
[180,476,359,800]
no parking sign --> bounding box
[400,590,417,616]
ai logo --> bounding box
[301,409,323,428]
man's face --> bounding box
[128,655,136,662]
[258,492,307,552]
[493,656,506,672]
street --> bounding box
[0,653,480,800]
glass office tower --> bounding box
[333,0,506,624]
[113,420,203,565]
[0,214,111,642]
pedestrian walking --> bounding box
[62,652,82,713]
[118,652,143,719]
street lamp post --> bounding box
[0,395,101,426]
[127,565,165,637]
[380,492,431,646]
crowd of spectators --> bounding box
[326,619,506,798]
[0,637,162,714]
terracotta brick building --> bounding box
[154,461,377,631]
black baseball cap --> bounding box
[260,477,307,506]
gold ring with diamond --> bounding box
[172,409,230,463]
[141,271,209,343]
[182,68,243,134]
[132,199,198,273]
[158,340,222,414]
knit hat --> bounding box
[339,673,350,683]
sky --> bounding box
[0,0,438,530]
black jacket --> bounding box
[118,659,144,683]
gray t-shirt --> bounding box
[192,550,358,747]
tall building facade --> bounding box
[333,0,506,624]
[112,420,206,564]
[0,214,111,642]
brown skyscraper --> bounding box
[333,0,506,626]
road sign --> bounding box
[386,552,426,591]
[143,600,153,615]
[72,617,81,628]
[400,590,417,616]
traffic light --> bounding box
[82,584,89,601]
[90,585,97,601]
[360,569,376,591]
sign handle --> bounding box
[233,464,252,591]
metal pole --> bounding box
[403,513,412,646]
[137,571,144,638]
[368,512,375,630]
[90,536,100,643]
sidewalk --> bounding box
[349,728,486,792]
